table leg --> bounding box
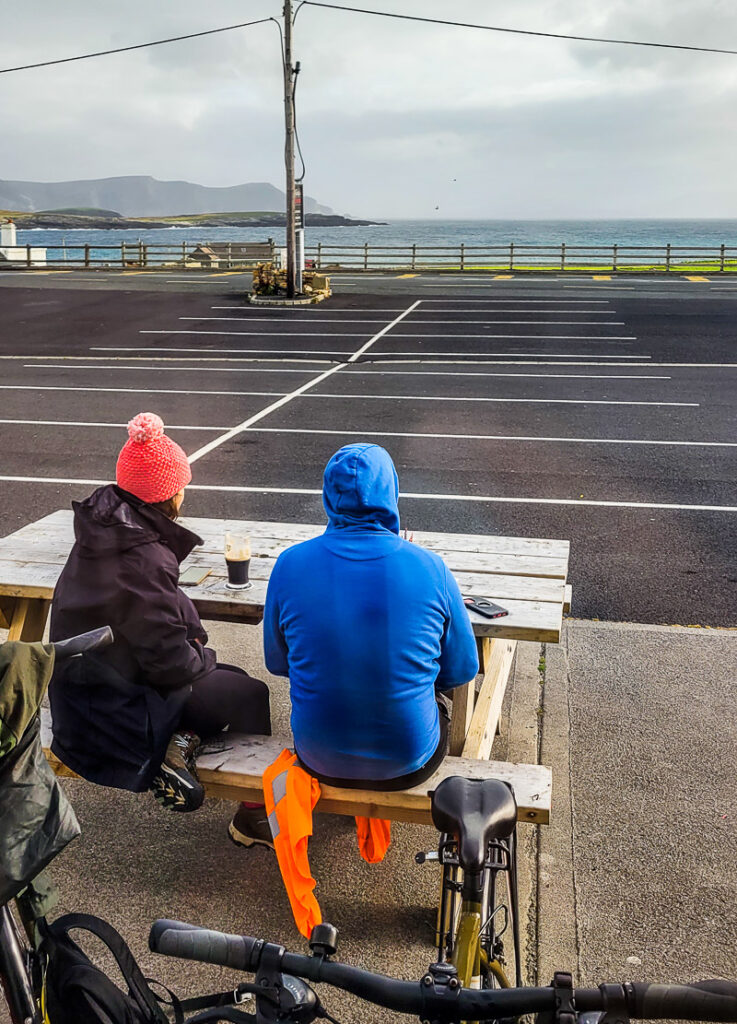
[449,682,475,756]
[6,597,52,642]
[461,638,517,761]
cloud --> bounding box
[2,0,736,216]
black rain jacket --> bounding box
[49,485,215,791]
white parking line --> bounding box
[246,427,737,449]
[420,299,610,303]
[305,393,696,408]
[347,300,422,362]
[0,418,227,430]
[2,474,733,513]
[139,330,637,340]
[92,348,354,358]
[183,317,624,325]
[0,384,286,396]
[26,363,333,374]
[84,351,647,361]
[209,304,611,310]
[343,370,669,379]
[187,300,421,462]
[210,307,409,313]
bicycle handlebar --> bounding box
[149,920,737,1021]
[52,626,114,660]
[149,919,261,973]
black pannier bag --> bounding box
[41,913,171,1024]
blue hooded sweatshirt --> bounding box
[263,443,479,780]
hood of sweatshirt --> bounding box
[71,484,201,564]
[322,444,400,539]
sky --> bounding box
[3,1,737,219]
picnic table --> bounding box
[0,510,570,775]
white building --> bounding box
[0,219,47,266]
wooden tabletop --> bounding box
[0,510,570,643]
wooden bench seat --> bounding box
[41,712,551,826]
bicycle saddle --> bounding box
[431,777,517,873]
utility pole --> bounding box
[283,0,297,297]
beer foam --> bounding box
[225,533,251,560]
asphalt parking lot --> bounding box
[1,271,734,625]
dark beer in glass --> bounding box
[225,531,252,590]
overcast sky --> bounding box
[3,1,737,218]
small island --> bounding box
[1,208,385,230]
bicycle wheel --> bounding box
[0,903,41,1024]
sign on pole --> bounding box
[294,183,304,230]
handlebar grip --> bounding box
[52,626,114,660]
[629,982,737,1021]
[149,919,260,972]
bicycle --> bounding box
[0,626,114,1024]
[149,914,737,1024]
[416,776,521,992]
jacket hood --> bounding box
[322,444,400,534]
[72,484,201,562]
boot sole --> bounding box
[151,763,205,813]
[228,820,275,851]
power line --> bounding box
[302,1,737,56]
[0,17,274,75]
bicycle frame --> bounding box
[435,828,522,990]
[0,903,41,1024]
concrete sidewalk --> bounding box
[2,618,735,1023]
[537,620,737,988]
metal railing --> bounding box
[307,242,737,273]
[2,241,736,272]
[0,242,274,269]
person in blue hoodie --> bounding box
[249,444,478,820]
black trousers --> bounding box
[300,696,451,792]
[179,663,271,740]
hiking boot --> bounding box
[228,804,274,850]
[150,730,205,813]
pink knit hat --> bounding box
[116,412,192,503]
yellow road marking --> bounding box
[685,275,710,282]
[493,274,514,280]
[397,273,418,278]
[24,270,72,275]
[592,275,611,280]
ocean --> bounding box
[16,218,737,254]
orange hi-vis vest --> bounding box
[263,749,391,937]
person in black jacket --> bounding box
[49,413,273,845]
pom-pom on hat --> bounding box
[116,412,192,503]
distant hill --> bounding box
[2,209,384,229]
[43,206,123,218]
[0,176,333,217]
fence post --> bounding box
[411,244,417,271]
[720,244,725,273]
[612,244,617,272]
[84,244,90,268]
[121,242,126,268]
[182,240,187,264]
[138,241,143,267]
[460,243,465,272]
[364,242,369,270]
[509,242,514,271]
[227,242,232,269]
[664,243,670,273]
[560,242,566,271]
[142,244,148,267]
[26,244,32,268]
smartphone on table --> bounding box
[463,596,509,619]
[179,566,212,587]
